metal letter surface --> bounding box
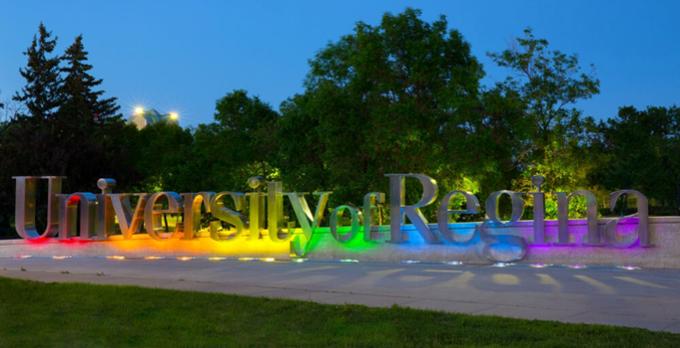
[556,190,600,245]
[480,191,527,262]
[210,192,245,241]
[96,178,117,238]
[485,190,524,225]
[385,173,439,243]
[246,192,265,240]
[110,193,148,239]
[267,181,288,242]
[144,192,182,240]
[285,192,331,257]
[13,176,64,240]
[362,192,385,241]
[437,190,480,243]
[530,175,546,244]
[59,192,100,240]
[330,205,362,242]
[606,190,650,247]
[181,192,214,240]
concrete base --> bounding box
[1,216,679,268]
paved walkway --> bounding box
[1,256,680,333]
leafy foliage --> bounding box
[279,8,484,206]
[590,106,680,214]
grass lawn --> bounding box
[0,276,679,347]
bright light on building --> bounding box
[129,107,181,129]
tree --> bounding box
[489,28,599,144]
[471,85,533,194]
[280,8,483,206]
[13,23,62,120]
[0,27,138,236]
[590,106,680,214]
[59,35,120,124]
[213,90,278,171]
[131,122,193,192]
[40,34,130,189]
[488,28,600,199]
[178,90,279,192]
[276,94,328,193]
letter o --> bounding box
[330,205,362,243]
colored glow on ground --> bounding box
[52,256,71,260]
[574,275,615,294]
[536,273,561,289]
[102,233,288,258]
[56,239,93,245]
[208,257,227,261]
[613,276,668,289]
[304,226,382,254]
[492,273,520,285]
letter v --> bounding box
[110,193,149,239]
[285,192,331,257]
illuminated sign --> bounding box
[12,174,650,262]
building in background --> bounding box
[129,106,179,129]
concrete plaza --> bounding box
[1,256,680,333]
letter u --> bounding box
[13,176,64,240]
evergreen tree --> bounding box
[53,35,128,189]
[60,35,120,124]
[12,23,62,120]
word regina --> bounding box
[13,174,651,262]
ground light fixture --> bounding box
[144,256,164,260]
[339,259,359,263]
[401,259,421,264]
[106,255,126,261]
[529,263,553,268]
[492,262,515,268]
[443,260,463,266]
[617,265,642,271]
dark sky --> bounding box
[1,0,678,126]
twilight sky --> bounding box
[1,0,678,127]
